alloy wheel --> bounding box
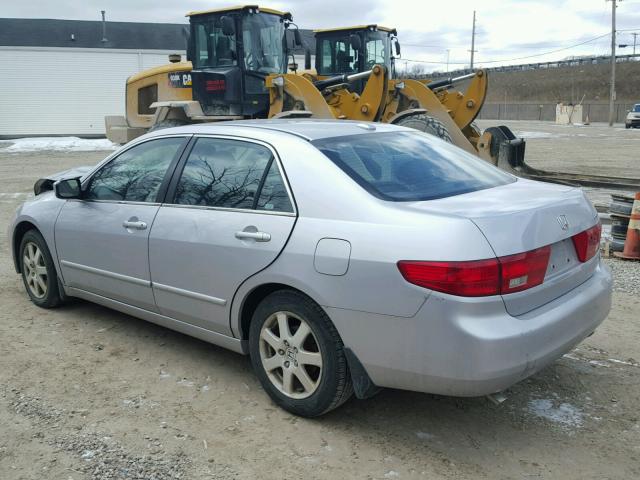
[23,242,48,299]
[259,311,323,399]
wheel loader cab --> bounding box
[187,6,292,117]
[314,25,398,93]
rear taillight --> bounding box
[397,245,551,297]
[499,246,551,294]
[571,223,602,262]
[397,259,500,297]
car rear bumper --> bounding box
[330,260,612,396]
[626,118,640,127]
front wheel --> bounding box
[249,290,353,417]
[19,230,62,308]
[393,113,453,143]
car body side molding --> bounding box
[61,260,150,287]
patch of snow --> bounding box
[81,450,95,460]
[384,471,400,478]
[415,431,435,440]
[177,378,194,387]
[200,384,211,392]
[513,130,556,139]
[588,360,609,367]
[607,358,639,367]
[158,370,171,379]
[527,398,584,429]
[0,137,117,153]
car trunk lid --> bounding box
[403,179,600,315]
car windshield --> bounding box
[634,104,640,112]
[312,131,515,201]
[242,13,286,73]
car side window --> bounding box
[256,161,293,212]
[174,137,288,211]
[86,138,185,202]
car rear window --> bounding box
[312,131,515,201]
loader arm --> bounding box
[432,69,488,131]
[385,79,477,155]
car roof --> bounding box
[157,119,408,142]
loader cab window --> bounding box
[365,33,390,70]
[317,36,358,75]
[241,13,286,74]
[193,17,238,69]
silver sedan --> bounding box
[9,120,612,417]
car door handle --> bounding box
[123,220,147,230]
[235,231,271,242]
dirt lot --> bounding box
[1,122,639,480]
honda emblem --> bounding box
[557,215,569,230]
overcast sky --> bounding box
[4,0,640,71]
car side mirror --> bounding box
[349,34,362,51]
[54,178,82,199]
[221,16,235,36]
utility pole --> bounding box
[446,49,450,73]
[608,0,618,127]
[633,32,638,55]
[469,11,477,70]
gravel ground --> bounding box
[603,257,640,296]
[1,123,639,479]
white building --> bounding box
[0,18,188,137]
[0,18,316,138]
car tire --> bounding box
[611,237,625,252]
[249,289,353,417]
[393,113,453,143]
[611,224,628,238]
[19,229,62,308]
[609,201,633,216]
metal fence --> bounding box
[476,102,637,123]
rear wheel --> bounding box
[393,113,453,143]
[19,230,62,308]
[249,290,353,417]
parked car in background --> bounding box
[9,120,612,417]
[626,104,640,128]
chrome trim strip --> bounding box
[68,199,162,207]
[160,203,296,217]
[60,260,150,287]
[153,282,227,306]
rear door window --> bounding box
[172,137,293,212]
[312,131,515,201]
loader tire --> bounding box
[148,119,188,132]
[393,113,453,143]
[609,201,633,217]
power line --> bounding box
[402,32,612,65]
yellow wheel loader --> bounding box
[106,6,523,170]
[264,23,529,169]
[106,5,307,143]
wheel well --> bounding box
[11,221,38,273]
[239,283,312,341]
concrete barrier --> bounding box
[477,102,636,123]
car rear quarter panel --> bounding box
[230,137,497,335]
